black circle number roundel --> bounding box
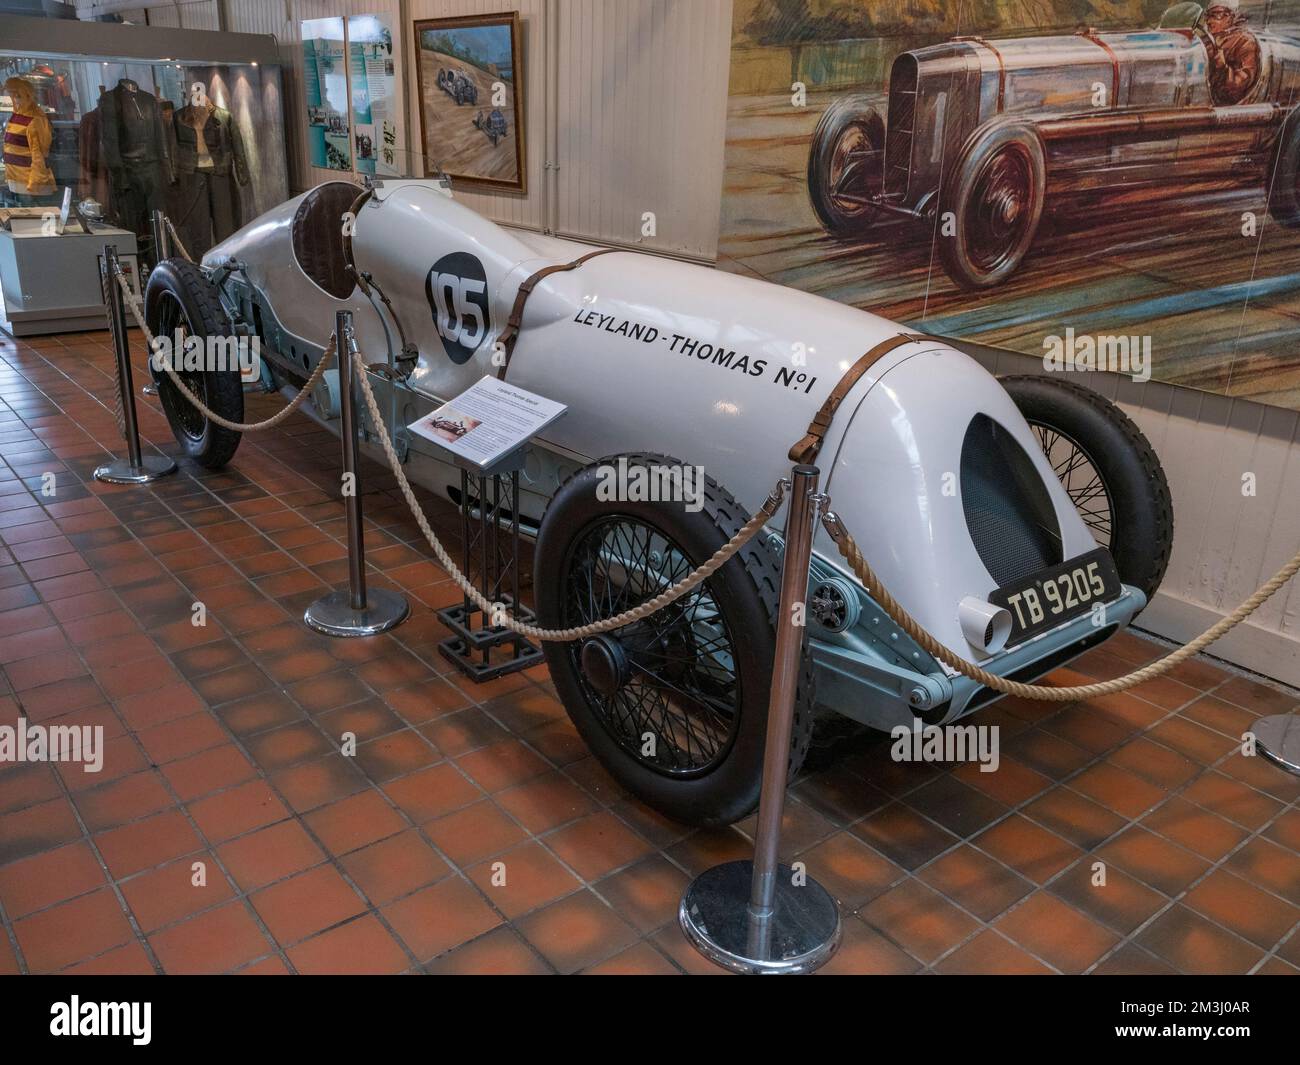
[425,252,491,365]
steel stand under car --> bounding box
[143,175,1173,827]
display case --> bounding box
[0,13,288,301]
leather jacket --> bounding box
[173,105,249,185]
[1208,21,1262,105]
[99,81,173,182]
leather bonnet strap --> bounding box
[788,333,931,465]
[495,249,616,380]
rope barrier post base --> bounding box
[1253,715,1300,777]
[679,465,841,975]
[305,310,409,638]
[94,245,176,486]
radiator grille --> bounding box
[961,414,1062,588]
[885,55,917,198]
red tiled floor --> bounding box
[14,887,136,972]
[287,914,410,975]
[95,809,203,879]
[515,889,639,973]
[380,876,501,962]
[216,820,325,891]
[250,864,367,945]
[304,790,406,857]
[186,779,289,843]
[1136,905,1264,975]
[4,330,1300,976]
[0,841,106,919]
[147,900,274,974]
[338,829,450,905]
[425,800,527,866]
[933,929,1053,975]
[466,841,581,919]
[544,811,655,881]
[859,880,980,964]
[119,853,236,932]
[993,892,1120,973]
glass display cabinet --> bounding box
[0,13,288,334]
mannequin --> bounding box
[172,99,249,258]
[99,78,173,259]
[3,77,57,202]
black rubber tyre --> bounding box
[1000,375,1173,605]
[807,95,885,235]
[939,121,1046,289]
[144,258,244,469]
[1267,107,1300,229]
[535,453,815,827]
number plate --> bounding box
[989,548,1122,649]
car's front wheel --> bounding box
[1001,375,1173,605]
[144,259,244,469]
[534,454,815,827]
[807,96,886,235]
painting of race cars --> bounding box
[413,11,525,192]
[718,0,1300,410]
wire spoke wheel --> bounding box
[535,453,814,826]
[1001,376,1173,605]
[1030,422,1114,549]
[562,516,742,777]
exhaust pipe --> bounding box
[958,596,1012,655]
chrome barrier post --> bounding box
[305,310,410,638]
[1252,715,1300,777]
[150,209,170,266]
[94,245,177,485]
[141,211,168,397]
[679,464,841,974]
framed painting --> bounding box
[413,11,525,193]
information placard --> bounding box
[407,376,565,470]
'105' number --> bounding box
[431,272,485,348]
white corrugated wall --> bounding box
[99,0,1300,685]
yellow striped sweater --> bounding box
[3,104,55,194]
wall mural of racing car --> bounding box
[473,108,509,146]
[436,66,478,105]
[807,2,1300,288]
[144,177,1173,825]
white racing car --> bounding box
[144,178,1173,825]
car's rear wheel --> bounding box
[535,454,815,827]
[807,96,885,235]
[1000,375,1173,605]
[145,259,244,469]
[940,122,1046,289]
[1267,107,1300,229]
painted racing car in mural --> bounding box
[473,108,509,146]
[436,66,478,105]
[807,3,1300,288]
[143,176,1173,825]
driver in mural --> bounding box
[1203,0,1262,104]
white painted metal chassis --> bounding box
[205,179,1144,732]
